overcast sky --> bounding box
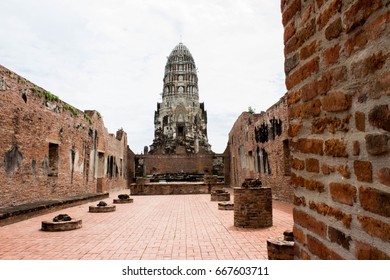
[0,0,286,154]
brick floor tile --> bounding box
[0,190,293,260]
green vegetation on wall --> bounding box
[30,87,59,102]
[63,104,79,117]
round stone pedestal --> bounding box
[89,205,116,212]
[41,219,82,231]
[113,194,133,204]
[234,187,272,228]
[113,198,133,204]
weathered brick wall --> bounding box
[0,65,133,207]
[282,0,390,259]
[253,97,292,202]
[227,112,259,186]
[227,97,293,202]
[140,153,214,176]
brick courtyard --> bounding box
[0,190,293,260]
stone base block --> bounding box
[218,202,234,210]
[89,205,116,212]
[41,219,82,231]
[113,198,134,204]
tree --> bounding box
[248,106,255,114]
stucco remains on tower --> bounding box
[150,43,211,155]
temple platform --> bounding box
[130,182,224,195]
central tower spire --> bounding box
[149,43,211,155]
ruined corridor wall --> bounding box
[227,97,293,203]
[0,65,134,207]
[282,0,390,259]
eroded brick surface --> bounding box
[0,65,134,208]
[226,97,293,203]
[282,0,390,259]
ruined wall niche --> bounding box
[48,143,59,177]
[31,159,36,174]
[70,147,75,183]
[97,152,105,178]
[282,0,390,259]
[261,148,271,175]
[107,155,119,178]
[119,158,123,177]
[20,89,27,103]
[255,117,283,143]
[0,75,7,90]
[4,144,23,176]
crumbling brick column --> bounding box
[234,187,272,228]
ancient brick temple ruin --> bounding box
[150,42,211,155]
[225,96,293,203]
[0,0,389,260]
[225,0,390,259]
[282,0,390,260]
[0,64,135,212]
[135,43,220,181]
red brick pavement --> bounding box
[0,190,293,260]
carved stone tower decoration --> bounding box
[150,43,211,155]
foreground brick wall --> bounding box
[0,65,134,207]
[226,97,293,202]
[282,0,390,259]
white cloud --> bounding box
[0,0,286,154]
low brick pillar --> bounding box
[234,187,272,228]
[267,230,294,260]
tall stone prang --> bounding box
[150,43,211,155]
